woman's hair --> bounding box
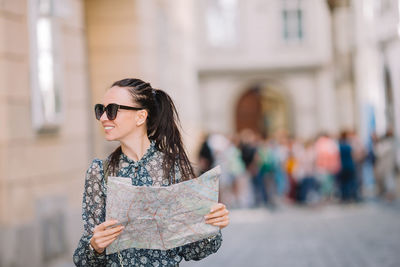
[107,78,194,183]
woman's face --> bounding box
[99,86,147,141]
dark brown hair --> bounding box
[107,78,194,183]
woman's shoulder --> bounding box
[88,158,104,169]
[85,158,105,180]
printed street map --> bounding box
[105,166,220,254]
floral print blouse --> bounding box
[73,142,222,267]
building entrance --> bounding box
[235,85,290,137]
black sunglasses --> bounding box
[94,103,143,120]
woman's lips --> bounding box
[104,126,115,132]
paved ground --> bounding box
[181,202,400,267]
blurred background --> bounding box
[1,0,400,266]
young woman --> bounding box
[73,78,229,266]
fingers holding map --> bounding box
[204,203,230,229]
[105,166,221,254]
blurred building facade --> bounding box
[198,0,400,153]
[197,0,337,140]
[329,0,400,165]
[0,0,91,266]
[0,0,399,266]
[352,0,400,166]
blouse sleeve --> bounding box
[179,231,223,261]
[73,159,107,267]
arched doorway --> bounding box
[235,87,263,135]
[235,85,290,137]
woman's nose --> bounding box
[99,111,108,121]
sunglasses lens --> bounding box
[94,104,104,120]
[106,104,118,120]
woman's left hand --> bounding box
[204,203,230,229]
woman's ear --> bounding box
[136,109,148,126]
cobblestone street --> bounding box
[181,202,400,267]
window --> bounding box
[29,0,63,132]
[282,0,304,43]
[378,0,394,15]
[205,0,238,47]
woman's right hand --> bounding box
[90,220,125,254]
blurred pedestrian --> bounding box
[294,140,320,204]
[285,139,298,201]
[375,130,397,202]
[198,134,215,175]
[349,131,366,201]
[208,133,242,207]
[315,133,341,201]
[338,131,357,202]
[239,129,263,206]
[226,135,249,208]
[258,135,277,207]
[362,133,377,199]
[270,136,289,197]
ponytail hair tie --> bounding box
[152,89,158,109]
[152,89,158,100]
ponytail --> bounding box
[149,89,194,183]
[106,78,194,183]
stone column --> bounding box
[353,0,387,141]
[315,66,338,134]
[386,42,400,168]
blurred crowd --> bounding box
[197,129,398,208]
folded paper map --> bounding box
[105,166,220,254]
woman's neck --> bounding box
[120,134,151,162]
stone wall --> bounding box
[0,0,90,266]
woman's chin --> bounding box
[104,134,116,141]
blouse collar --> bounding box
[120,140,156,167]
